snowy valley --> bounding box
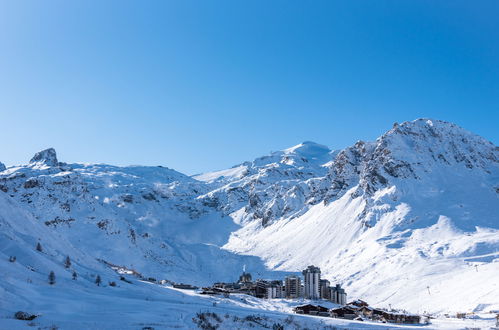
[1,119,498,329]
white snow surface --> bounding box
[1,118,499,328]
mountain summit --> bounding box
[29,148,58,166]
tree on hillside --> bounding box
[48,271,56,285]
[36,242,42,252]
[64,256,71,269]
[95,275,101,286]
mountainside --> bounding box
[1,191,367,330]
[1,118,498,320]
[224,119,499,313]
[195,141,336,226]
[0,151,284,286]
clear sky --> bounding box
[0,1,498,174]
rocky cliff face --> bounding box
[195,141,335,226]
[29,148,59,167]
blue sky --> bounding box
[0,1,498,174]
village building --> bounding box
[349,299,369,308]
[285,275,301,299]
[255,279,269,298]
[319,279,331,300]
[202,269,421,325]
[238,271,252,284]
[204,265,349,308]
[330,284,347,305]
[330,301,421,324]
[302,265,321,300]
[294,304,330,317]
[235,270,256,294]
[267,280,283,299]
[172,283,198,290]
[330,306,359,320]
[380,312,421,324]
[266,285,277,299]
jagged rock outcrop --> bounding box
[314,119,499,204]
[29,148,59,166]
[196,141,335,226]
[14,311,37,321]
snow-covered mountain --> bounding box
[1,118,498,324]
[195,141,336,226]
[0,149,285,286]
[0,191,362,329]
[224,119,499,314]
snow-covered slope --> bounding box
[224,119,499,313]
[196,141,337,226]
[1,118,498,323]
[1,191,404,329]
[0,153,285,286]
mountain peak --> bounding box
[283,141,331,158]
[378,118,496,152]
[0,162,5,172]
[387,118,471,139]
[29,148,58,166]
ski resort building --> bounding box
[330,284,347,305]
[255,280,269,298]
[319,279,331,299]
[267,280,284,299]
[203,266,347,304]
[294,304,330,317]
[238,271,252,284]
[302,265,321,300]
[285,275,302,299]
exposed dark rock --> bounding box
[60,202,71,212]
[97,220,109,230]
[202,197,219,208]
[142,192,157,201]
[121,194,134,203]
[44,217,75,227]
[14,311,37,321]
[29,148,58,166]
[24,178,39,189]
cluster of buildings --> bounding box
[294,300,422,324]
[196,265,424,325]
[202,265,347,304]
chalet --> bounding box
[348,299,369,308]
[330,306,359,320]
[329,306,359,320]
[294,304,330,316]
[200,287,229,295]
[172,283,198,290]
[357,306,374,318]
[381,312,420,324]
[200,288,217,295]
